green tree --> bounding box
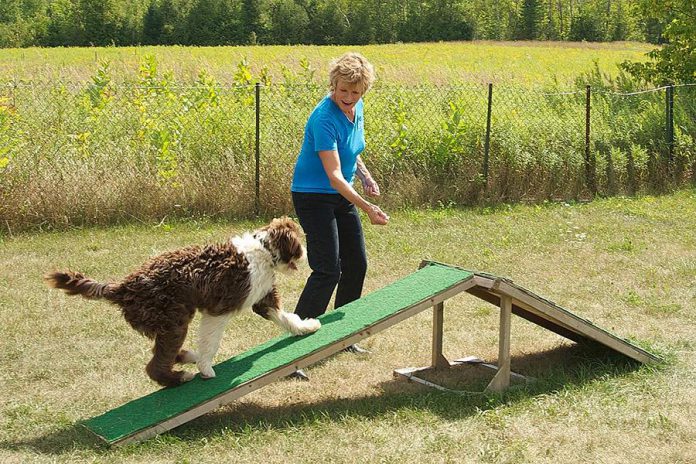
[305,0,347,44]
[266,0,309,44]
[622,0,696,84]
[0,0,48,47]
[143,1,165,44]
[241,0,261,43]
[568,4,604,41]
[119,0,148,44]
[0,0,666,48]
[515,0,543,40]
[464,0,517,40]
[344,4,375,44]
[398,0,427,42]
[369,0,400,43]
[425,0,472,41]
[185,0,237,45]
[78,0,123,45]
[397,0,472,42]
[0,0,23,24]
[155,0,192,45]
[43,0,80,46]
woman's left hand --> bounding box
[366,204,389,225]
[361,177,380,197]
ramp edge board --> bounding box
[470,273,660,365]
[82,262,475,445]
[418,261,658,364]
[107,278,478,446]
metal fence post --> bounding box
[585,85,595,195]
[483,83,493,187]
[666,84,674,170]
[255,82,261,216]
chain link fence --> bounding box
[0,81,694,232]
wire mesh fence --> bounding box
[0,81,694,232]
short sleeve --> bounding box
[312,116,338,152]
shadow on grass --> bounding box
[1,342,655,455]
[174,344,652,434]
[0,423,107,455]
[182,342,651,437]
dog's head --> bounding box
[259,217,305,273]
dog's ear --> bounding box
[271,216,301,234]
[267,217,304,263]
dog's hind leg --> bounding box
[196,312,234,379]
[146,327,194,387]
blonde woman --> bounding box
[289,53,389,379]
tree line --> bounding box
[0,0,668,48]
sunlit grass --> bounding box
[1,189,694,463]
[0,41,653,87]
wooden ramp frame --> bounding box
[82,261,659,446]
[395,262,659,393]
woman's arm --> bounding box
[319,150,388,225]
[355,156,380,197]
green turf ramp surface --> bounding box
[82,262,474,444]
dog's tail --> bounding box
[45,271,114,300]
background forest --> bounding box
[0,0,670,48]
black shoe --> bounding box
[286,369,309,381]
[343,344,371,354]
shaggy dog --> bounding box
[45,217,321,387]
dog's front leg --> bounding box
[196,312,234,379]
[253,289,321,336]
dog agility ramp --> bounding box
[398,262,659,393]
[82,262,659,445]
[82,262,476,446]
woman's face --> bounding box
[332,80,363,114]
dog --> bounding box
[45,217,321,387]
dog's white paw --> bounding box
[181,371,196,382]
[291,318,321,336]
[198,363,216,379]
[178,349,199,364]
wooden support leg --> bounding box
[432,302,449,369]
[486,295,512,392]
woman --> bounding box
[290,52,388,379]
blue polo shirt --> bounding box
[291,95,366,194]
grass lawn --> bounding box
[1,190,694,463]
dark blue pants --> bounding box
[292,192,367,319]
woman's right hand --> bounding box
[366,204,389,225]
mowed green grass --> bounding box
[0,41,653,86]
[1,190,694,463]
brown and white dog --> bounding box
[45,217,320,387]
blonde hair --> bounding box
[328,52,376,94]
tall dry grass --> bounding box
[1,46,694,234]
